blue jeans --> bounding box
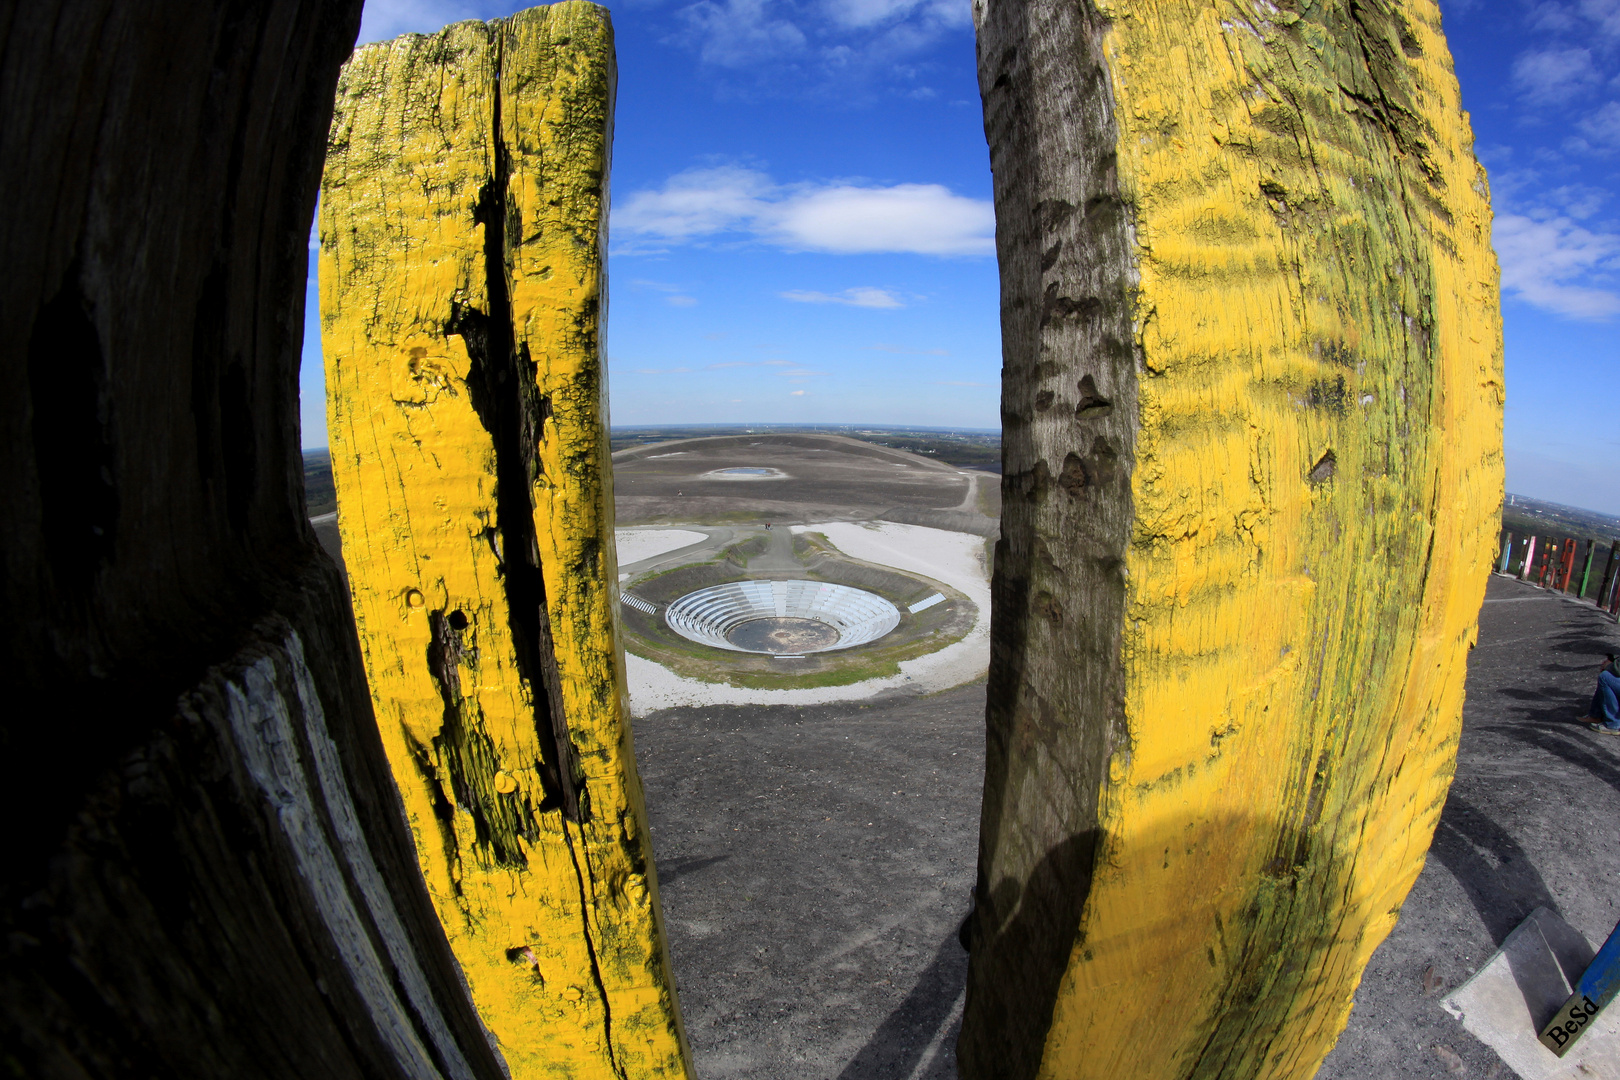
[1592,670,1620,729]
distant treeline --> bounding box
[1501,493,1620,548]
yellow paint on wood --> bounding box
[1030,3,1501,1078]
[319,7,691,1077]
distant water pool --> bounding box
[701,467,788,480]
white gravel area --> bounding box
[614,528,707,567]
[624,521,991,714]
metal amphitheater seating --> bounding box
[664,579,901,653]
[620,591,657,615]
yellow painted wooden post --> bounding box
[319,7,692,1077]
[963,1,1503,1077]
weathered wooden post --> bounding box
[1607,544,1620,616]
[1579,539,1597,598]
[1600,545,1617,606]
[1521,536,1538,581]
[1499,531,1514,575]
[1,3,512,1076]
[320,9,693,1077]
[962,0,1501,1077]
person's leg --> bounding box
[1598,670,1620,728]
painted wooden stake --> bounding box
[1600,542,1620,615]
[961,1,1501,1077]
[1522,536,1538,581]
[1538,917,1620,1057]
[320,9,693,1078]
[1499,531,1514,574]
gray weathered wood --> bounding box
[0,4,509,1076]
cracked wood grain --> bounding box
[319,8,692,1078]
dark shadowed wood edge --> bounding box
[0,4,510,1077]
[958,0,1140,1076]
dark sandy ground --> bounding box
[613,434,981,529]
[1317,574,1620,1079]
[633,574,1620,1079]
[635,686,979,1079]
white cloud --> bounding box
[769,183,993,254]
[633,367,695,375]
[666,0,970,96]
[1528,2,1620,42]
[631,278,700,306]
[1579,101,1620,150]
[776,369,829,379]
[616,168,775,244]
[1574,0,1620,39]
[791,389,808,396]
[1548,183,1609,217]
[614,166,993,256]
[673,0,806,67]
[1513,47,1601,103]
[1494,212,1620,318]
[780,287,905,308]
[822,0,969,30]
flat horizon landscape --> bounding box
[304,425,1620,542]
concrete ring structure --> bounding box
[699,467,788,480]
[664,579,900,655]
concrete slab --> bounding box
[1442,907,1620,1078]
[614,527,708,566]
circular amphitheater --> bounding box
[664,580,900,655]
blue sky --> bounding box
[301,0,1620,515]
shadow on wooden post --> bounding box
[0,4,510,1076]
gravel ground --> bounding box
[635,573,1620,1079]
[613,434,969,528]
[1318,574,1620,1079]
[634,685,985,1079]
